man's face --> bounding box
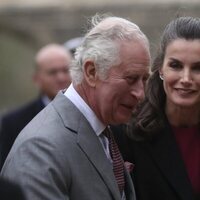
[92,40,150,125]
[34,52,71,99]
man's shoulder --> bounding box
[19,96,81,144]
[13,102,78,155]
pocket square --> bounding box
[124,161,134,173]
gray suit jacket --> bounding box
[1,92,136,200]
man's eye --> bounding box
[125,76,137,84]
[46,68,69,76]
[47,70,57,75]
[142,77,148,84]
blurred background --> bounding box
[0,0,199,114]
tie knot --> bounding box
[102,127,112,139]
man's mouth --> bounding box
[122,104,135,111]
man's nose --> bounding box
[57,70,69,80]
[130,80,145,102]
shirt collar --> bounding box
[41,95,51,106]
[64,84,105,136]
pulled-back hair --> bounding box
[70,14,149,85]
[130,16,200,137]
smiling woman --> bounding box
[161,39,200,113]
[114,16,200,200]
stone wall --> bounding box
[0,3,200,112]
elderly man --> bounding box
[0,44,72,169]
[1,14,150,200]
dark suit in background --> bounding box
[0,97,45,169]
[0,177,25,200]
[0,43,72,169]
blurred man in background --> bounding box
[64,36,83,56]
[0,43,72,169]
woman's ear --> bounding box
[83,60,97,87]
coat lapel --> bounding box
[77,118,121,200]
[52,92,121,200]
[78,123,136,200]
[144,125,194,200]
[124,168,136,200]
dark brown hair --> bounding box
[129,16,200,138]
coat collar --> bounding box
[52,92,122,200]
[143,120,194,200]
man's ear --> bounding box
[83,60,97,87]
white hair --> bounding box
[70,14,149,85]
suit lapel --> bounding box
[78,124,136,200]
[52,92,121,200]
[77,118,121,200]
[124,168,136,200]
[144,125,194,200]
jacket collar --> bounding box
[52,92,123,200]
[144,118,194,200]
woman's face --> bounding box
[160,39,200,110]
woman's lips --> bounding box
[175,88,196,95]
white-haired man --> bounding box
[1,14,150,200]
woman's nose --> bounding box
[180,69,192,85]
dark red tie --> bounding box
[103,127,125,195]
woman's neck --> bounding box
[166,104,200,127]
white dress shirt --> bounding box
[64,84,126,199]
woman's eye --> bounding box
[192,64,200,72]
[169,61,182,69]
